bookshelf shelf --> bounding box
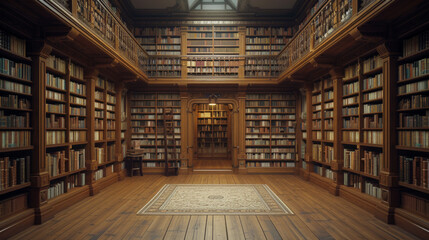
[398,182,429,195]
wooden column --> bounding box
[304,82,313,179]
[84,69,99,196]
[114,81,124,179]
[237,90,247,173]
[28,40,52,224]
[179,88,189,173]
[330,67,344,195]
[186,104,194,168]
[376,41,400,223]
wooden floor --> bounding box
[11,174,420,240]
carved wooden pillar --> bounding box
[114,82,123,179]
[376,41,401,223]
[304,82,313,179]
[180,88,189,172]
[28,40,52,224]
[84,68,99,196]
[237,91,247,172]
[186,103,194,168]
[330,67,345,195]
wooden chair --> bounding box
[126,151,144,177]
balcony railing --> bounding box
[44,0,385,81]
[43,0,149,75]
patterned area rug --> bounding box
[137,184,293,215]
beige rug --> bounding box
[137,184,293,215]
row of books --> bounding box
[0,94,31,109]
[398,94,429,110]
[46,103,65,114]
[46,73,66,90]
[70,106,86,116]
[363,115,383,128]
[0,58,32,80]
[398,131,429,148]
[343,96,359,105]
[398,79,429,95]
[70,131,86,142]
[47,150,66,177]
[0,111,29,128]
[70,96,86,105]
[362,55,382,73]
[47,55,66,73]
[363,73,383,90]
[70,81,86,95]
[398,111,429,128]
[398,58,429,81]
[46,90,65,101]
[0,79,31,94]
[399,155,428,188]
[343,81,359,95]
[46,131,65,145]
[402,30,429,57]
[246,162,296,168]
[0,30,26,57]
[148,59,181,65]
[70,62,84,80]
[343,131,359,142]
[46,115,65,129]
[0,131,31,148]
[0,156,30,190]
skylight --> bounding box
[188,0,238,11]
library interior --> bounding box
[0,0,429,239]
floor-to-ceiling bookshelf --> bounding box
[0,28,32,219]
[129,92,181,173]
[245,93,296,173]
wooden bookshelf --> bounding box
[0,29,32,221]
[244,56,280,78]
[187,26,239,55]
[147,56,181,78]
[129,93,181,172]
[310,77,335,180]
[341,52,384,200]
[195,103,230,159]
[44,53,88,200]
[396,29,429,215]
[245,93,296,171]
[245,26,293,56]
[91,77,119,181]
[135,27,181,56]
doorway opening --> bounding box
[194,103,232,169]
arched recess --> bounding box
[185,98,240,169]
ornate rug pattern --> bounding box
[137,184,293,215]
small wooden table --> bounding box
[125,151,144,177]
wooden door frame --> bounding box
[186,98,239,169]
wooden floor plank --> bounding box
[205,215,214,240]
[185,216,207,240]
[225,215,245,240]
[164,216,191,240]
[212,215,227,240]
[256,216,282,240]
[240,216,267,240]
[140,216,173,240]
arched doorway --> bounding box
[186,98,239,170]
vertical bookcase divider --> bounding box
[84,69,98,196]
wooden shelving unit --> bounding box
[129,93,181,173]
[0,29,32,219]
[311,78,334,180]
[245,93,296,172]
[341,52,384,200]
[45,53,87,200]
[245,26,293,56]
[396,29,429,220]
[187,26,239,55]
[195,103,230,159]
[135,27,181,56]
[92,77,118,181]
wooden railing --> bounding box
[43,0,387,81]
[42,0,149,74]
[278,0,355,74]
